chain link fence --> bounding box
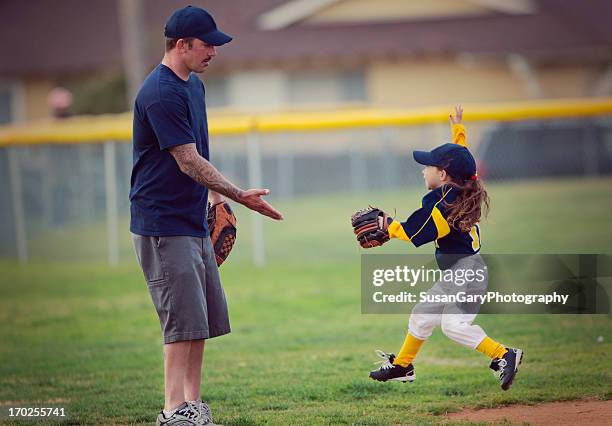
[1,101,612,264]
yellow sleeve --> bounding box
[388,220,410,242]
[451,123,467,148]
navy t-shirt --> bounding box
[130,64,210,237]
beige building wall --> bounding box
[14,61,608,122]
[227,70,288,111]
[23,78,55,121]
[538,66,601,98]
[367,58,528,108]
[367,58,605,108]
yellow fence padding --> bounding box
[1,97,611,146]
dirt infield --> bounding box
[445,398,612,425]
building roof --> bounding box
[1,0,611,77]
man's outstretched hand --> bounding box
[237,189,283,220]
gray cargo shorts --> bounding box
[132,234,231,344]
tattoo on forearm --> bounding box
[169,144,242,201]
[185,158,242,200]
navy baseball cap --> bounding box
[413,143,477,180]
[164,6,232,46]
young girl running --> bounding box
[351,106,523,391]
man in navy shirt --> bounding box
[130,6,283,425]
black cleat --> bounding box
[369,350,415,383]
[490,347,523,391]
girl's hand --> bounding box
[450,105,463,125]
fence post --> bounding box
[104,141,119,266]
[246,132,265,266]
[7,147,28,263]
[41,147,54,227]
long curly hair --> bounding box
[440,173,490,232]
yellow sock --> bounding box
[476,336,507,360]
[393,334,424,367]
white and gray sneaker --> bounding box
[156,402,199,426]
[187,399,218,426]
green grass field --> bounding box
[1,176,611,425]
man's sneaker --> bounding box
[156,402,199,426]
[369,350,415,383]
[490,347,523,391]
[187,399,218,426]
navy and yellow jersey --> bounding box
[385,120,481,268]
[387,185,482,266]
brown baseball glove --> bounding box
[351,206,391,248]
[207,201,237,266]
